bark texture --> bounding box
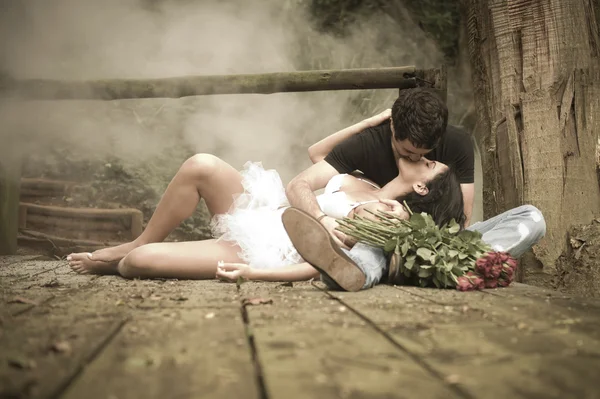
[465,0,600,272]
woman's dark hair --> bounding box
[391,88,448,150]
[396,168,466,229]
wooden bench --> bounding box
[18,202,143,243]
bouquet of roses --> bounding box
[336,204,518,291]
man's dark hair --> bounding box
[396,168,466,229]
[391,88,448,149]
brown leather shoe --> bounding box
[281,207,366,292]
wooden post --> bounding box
[18,203,27,229]
[0,148,22,255]
[410,65,448,102]
[0,66,418,101]
[130,210,143,240]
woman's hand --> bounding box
[216,262,255,282]
[366,108,391,127]
[321,216,352,250]
[308,108,391,163]
[378,199,410,220]
[353,199,408,222]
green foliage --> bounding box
[336,204,492,288]
[402,0,461,60]
[308,0,461,60]
[308,0,381,35]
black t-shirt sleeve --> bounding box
[323,131,370,174]
[452,131,475,184]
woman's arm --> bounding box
[216,262,320,283]
[308,109,391,164]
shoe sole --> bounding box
[281,207,366,292]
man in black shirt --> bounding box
[324,121,475,224]
[287,88,475,246]
[285,88,546,291]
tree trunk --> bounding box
[464,0,600,275]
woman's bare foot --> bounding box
[67,252,119,275]
[67,241,140,275]
[88,242,140,263]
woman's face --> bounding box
[398,156,448,187]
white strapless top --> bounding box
[316,174,379,219]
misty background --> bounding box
[0,0,475,238]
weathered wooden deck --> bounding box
[1,255,600,399]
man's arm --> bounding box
[286,160,339,219]
[286,160,348,248]
[308,109,391,163]
[461,183,475,227]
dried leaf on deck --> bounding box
[50,341,72,354]
[8,356,37,370]
[242,297,273,307]
[444,374,461,385]
[236,276,246,289]
[8,297,38,306]
[41,278,61,288]
[570,238,585,249]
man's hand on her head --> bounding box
[320,216,351,250]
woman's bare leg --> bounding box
[68,154,244,274]
[117,239,244,280]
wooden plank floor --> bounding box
[1,255,600,399]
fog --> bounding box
[0,0,446,186]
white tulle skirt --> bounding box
[210,161,304,269]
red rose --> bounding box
[476,257,487,266]
[491,264,502,279]
[505,258,517,270]
[497,279,509,287]
[499,252,511,262]
[485,279,498,289]
[476,278,485,290]
[502,267,515,282]
[475,262,492,278]
[456,277,473,291]
[456,272,485,291]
